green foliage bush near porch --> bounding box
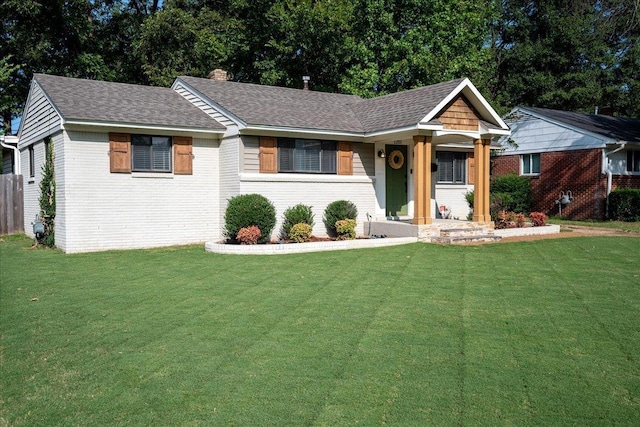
[466,173,534,220]
[323,200,357,236]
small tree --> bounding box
[38,138,56,247]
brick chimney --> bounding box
[208,69,228,81]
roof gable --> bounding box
[32,74,225,131]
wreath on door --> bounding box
[388,150,405,169]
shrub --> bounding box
[236,226,261,245]
[529,211,548,227]
[224,194,276,243]
[289,223,313,243]
[495,211,526,229]
[335,219,356,240]
[38,138,56,247]
[608,188,640,221]
[490,173,533,213]
[282,204,315,239]
[323,200,358,236]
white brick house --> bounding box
[18,73,509,252]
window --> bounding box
[131,135,172,172]
[627,150,640,173]
[521,153,540,175]
[437,151,466,184]
[278,139,337,174]
[28,145,35,178]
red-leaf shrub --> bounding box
[529,212,548,227]
[236,226,261,245]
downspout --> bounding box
[0,136,21,175]
[603,143,626,218]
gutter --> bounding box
[604,143,626,218]
[0,135,21,175]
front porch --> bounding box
[364,218,501,244]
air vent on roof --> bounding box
[302,76,310,90]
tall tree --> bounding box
[339,0,496,97]
[0,0,160,133]
[490,0,640,116]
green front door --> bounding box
[385,144,408,218]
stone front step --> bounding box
[439,227,489,237]
[431,234,502,244]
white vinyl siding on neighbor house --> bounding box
[31,130,221,253]
[499,113,608,154]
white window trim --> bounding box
[521,153,541,176]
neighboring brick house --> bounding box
[494,107,640,220]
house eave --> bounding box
[240,125,365,142]
[63,120,225,138]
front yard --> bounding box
[1,234,639,425]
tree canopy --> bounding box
[1,0,639,133]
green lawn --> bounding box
[549,218,640,234]
[1,234,639,426]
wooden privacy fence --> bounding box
[0,174,24,235]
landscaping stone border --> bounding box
[493,224,561,238]
[205,237,418,255]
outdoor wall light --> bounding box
[377,149,386,158]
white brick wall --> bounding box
[238,173,376,240]
[47,130,220,253]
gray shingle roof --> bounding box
[352,79,466,133]
[178,76,365,133]
[34,74,224,130]
[178,76,472,134]
[525,107,640,144]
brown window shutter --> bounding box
[173,136,193,175]
[109,133,131,173]
[259,137,277,173]
[467,151,475,184]
[337,142,353,175]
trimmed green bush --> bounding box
[224,194,276,243]
[323,200,358,236]
[608,188,640,221]
[289,223,313,243]
[282,204,315,239]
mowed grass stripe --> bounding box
[1,235,640,425]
